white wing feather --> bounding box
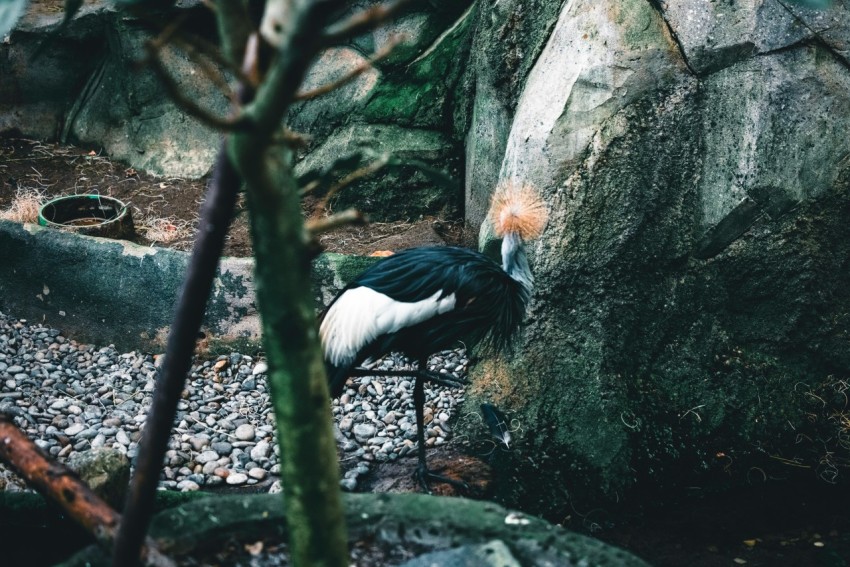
[320,287,456,367]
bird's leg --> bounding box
[412,363,468,494]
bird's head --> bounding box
[488,181,548,242]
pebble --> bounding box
[248,467,267,480]
[226,472,248,485]
[250,440,271,461]
[64,423,85,436]
[0,312,466,494]
[234,424,255,441]
[177,480,200,492]
[353,423,377,443]
[195,450,220,464]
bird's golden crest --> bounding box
[488,181,548,240]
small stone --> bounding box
[176,480,200,492]
[226,472,248,485]
[241,377,256,391]
[339,417,353,431]
[248,467,267,480]
[234,424,255,441]
[64,423,85,436]
[211,441,232,454]
[250,440,271,461]
[340,478,357,491]
[188,436,209,451]
[195,450,220,464]
[352,423,377,443]
[252,362,268,375]
[206,476,224,486]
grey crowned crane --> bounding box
[319,182,548,491]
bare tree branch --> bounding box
[211,0,254,68]
[0,415,176,567]
[311,155,391,213]
[141,14,252,132]
[322,0,415,45]
[306,208,366,236]
[142,44,252,132]
[171,32,256,91]
[294,35,404,102]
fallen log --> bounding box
[0,414,176,567]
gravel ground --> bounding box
[0,311,467,493]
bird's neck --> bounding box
[501,232,533,293]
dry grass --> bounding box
[0,188,46,223]
[137,216,194,245]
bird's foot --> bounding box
[414,463,469,494]
[418,370,465,389]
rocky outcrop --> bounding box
[67,12,229,179]
[1,1,472,219]
[458,0,850,514]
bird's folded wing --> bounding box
[319,286,456,367]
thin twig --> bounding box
[272,128,311,148]
[176,30,252,85]
[0,416,176,567]
[178,38,236,102]
[306,208,366,236]
[141,13,250,131]
[143,43,251,132]
[294,35,404,101]
[322,0,415,44]
[111,140,243,567]
[313,155,391,211]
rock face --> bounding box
[1,0,472,218]
[1,1,224,178]
[67,13,229,178]
[456,0,850,514]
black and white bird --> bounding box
[319,182,548,491]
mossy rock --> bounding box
[59,493,649,566]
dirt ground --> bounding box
[0,138,473,257]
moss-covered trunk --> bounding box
[238,145,348,566]
[222,2,351,565]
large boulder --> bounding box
[66,8,229,178]
[457,0,850,514]
[460,0,567,228]
[294,123,462,220]
[288,1,474,218]
[0,3,107,140]
[1,1,225,179]
[2,0,469,217]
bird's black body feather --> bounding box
[322,246,529,396]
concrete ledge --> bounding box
[0,220,376,353]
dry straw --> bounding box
[0,188,45,224]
